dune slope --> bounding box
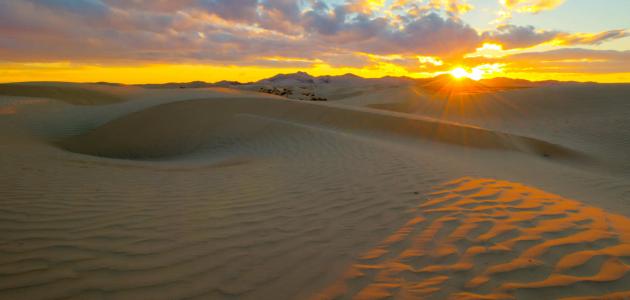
[348,83,630,174]
[58,97,584,162]
[0,83,125,105]
[315,177,630,300]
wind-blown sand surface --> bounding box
[315,178,630,299]
[1,82,629,299]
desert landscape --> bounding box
[2,0,630,299]
[1,75,629,299]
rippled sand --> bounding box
[1,83,629,299]
[315,177,630,299]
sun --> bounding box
[450,67,469,79]
[449,67,483,81]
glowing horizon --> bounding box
[1,1,629,84]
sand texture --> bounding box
[1,82,629,299]
[314,177,630,299]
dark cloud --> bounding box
[197,0,259,21]
[303,10,480,56]
[483,25,629,49]
[302,4,349,35]
[103,0,196,12]
[2,0,480,64]
[482,24,559,49]
[379,12,480,56]
[25,0,110,16]
[258,0,304,34]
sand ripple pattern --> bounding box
[314,177,630,300]
[0,116,453,300]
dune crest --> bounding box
[56,97,585,161]
[313,177,630,300]
[0,83,125,105]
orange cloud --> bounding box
[430,0,474,15]
[500,0,565,14]
[552,29,630,46]
[346,0,387,14]
[392,0,473,16]
[465,48,630,79]
[496,0,565,24]
[482,25,629,50]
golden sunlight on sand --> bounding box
[314,177,630,300]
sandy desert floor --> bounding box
[1,82,629,299]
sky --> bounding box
[1,0,629,83]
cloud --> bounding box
[483,25,629,49]
[257,0,304,34]
[466,48,630,74]
[483,24,559,49]
[429,0,474,16]
[510,48,630,61]
[496,0,565,24]
[25,0,110,16]
[553,29,630,46]
[302,4,350,36]
[372,12,480,56]
[0,0,628,80]
[104,0,196,12]
[500,0,565,14]
[391,0,473,18]
[512,48,630,74]
[345,0,387,15]
[197,0,259,22]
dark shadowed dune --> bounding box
[57,97,586,162]
[0,83,125,105]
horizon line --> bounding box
[2,71,622,85]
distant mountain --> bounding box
[254,71,412,87]
[420,74,567,94]
[136,80,242,89]
[257,71,316,85]
[317,73,363,85]
[422,74,490,94]
[213,80,243,87]
[129,71,580,91]
[93,82,126,86]
[479,77,537,88]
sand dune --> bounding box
[314,177,630,300]
[58,97,584,162]
[1,82,629,299]
[0,83,126,105]
[348,84,630,174]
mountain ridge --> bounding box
[128,71,591,90]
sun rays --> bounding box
[449,64,506,81]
